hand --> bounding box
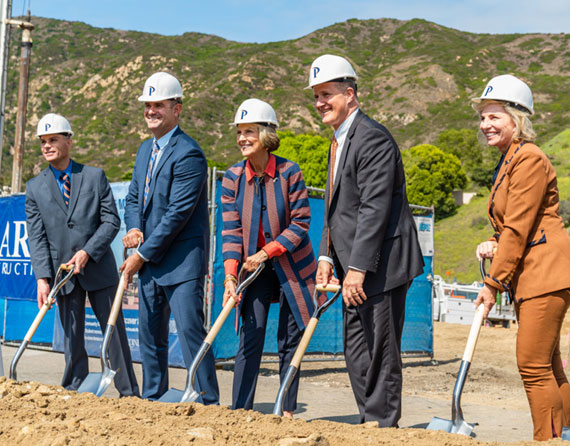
[316,260,337,287]
[37,278,51,309]
[342,269,367,307]
[243,249,268,272]
[123,229,143,249]
[66,249,90,275]
[474,283,497,319]
[223,280,240,307]
[120,253,145,284]
[476,240,498,261]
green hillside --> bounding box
[0,17,569,185]
[434,129,570,283]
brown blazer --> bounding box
[484,140,570,301]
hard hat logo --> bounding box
[45,123,51,132]
[313,67,320,78]
[149,86,156,96]
[240,110,248,120]
[484,86,493,96]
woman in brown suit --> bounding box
[473,74,570,441]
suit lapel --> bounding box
[331,110,363,204]
[67,161,83,218]
[43,168,68,214]
[143,129,179,212]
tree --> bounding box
[402,144,467,220]
[436,128,500,189]
[275,131,330,189]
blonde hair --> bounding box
[257,124,280,152]
[473,100,536,143]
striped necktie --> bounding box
[144,140,160,206]
[60,172,71,207]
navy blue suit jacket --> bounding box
[124,127,209,286]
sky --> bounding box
[9,0,570,43]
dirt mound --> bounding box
[0,376,555,446]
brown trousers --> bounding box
[516,289,570,441]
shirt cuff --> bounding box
[224,259,239,278]
[136,249,149,262]
[348,265,366,273]
[262,241,287,259]
[318,255,334,265]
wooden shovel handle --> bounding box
[204,296,236,345]
[290,317,319,369]
[316,283,341,293]
[107,274,127,327]
[463,304,485,362]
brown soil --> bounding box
[1,317,570,446]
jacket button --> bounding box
[261,205,266,211]
[264,232,270,238]
[67,223,74,229]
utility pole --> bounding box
[0,0,13,187]
[9,10,33,193]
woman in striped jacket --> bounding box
[222,99,317,419]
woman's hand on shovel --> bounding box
[223,278,241,307]
[474,283,497,319]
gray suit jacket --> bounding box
[319,110,424,295]
[25,161,120,295]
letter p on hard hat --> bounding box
[306,54,357,89]
[138,72,184,102]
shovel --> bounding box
[273,282,342,416]
[77,244,138,396]
[159,262,266,403]
[426,259,487,435]
[9,264,75,380]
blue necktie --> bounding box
[144,140,160,206]
[60,172,71,207]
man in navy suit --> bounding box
[121,72,219,402]
[26,113,139,397]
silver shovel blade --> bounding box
[158,387,201,403]
[77,369,117,397]
[426,417,474,436]
[562,427,570,440]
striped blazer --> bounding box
[221,154,317,329]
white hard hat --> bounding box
[231,98,279,127]
[36,113,74,137]
[472,74,534,115]
[306,54,357,89]
[138,72,184,102]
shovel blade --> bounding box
[562,427,570,440]
[77,369,117,397]
[426,417,474,436]
[158,387,200,403]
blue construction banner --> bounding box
[0,194,36,301]
[1,177,432,364]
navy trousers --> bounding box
[58,282,140,397]
[232,262,303,412]
[137,273,219,403]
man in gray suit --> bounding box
[25,113,139,397]
[309,55,424,426]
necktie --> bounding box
[60,172,71,207]
[327,136,338,253]
[144,141,160,206]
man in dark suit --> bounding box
[309,55,424,427]
[25,113,139,397]
[121,72,219,403]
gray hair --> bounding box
[257,124,280,152]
